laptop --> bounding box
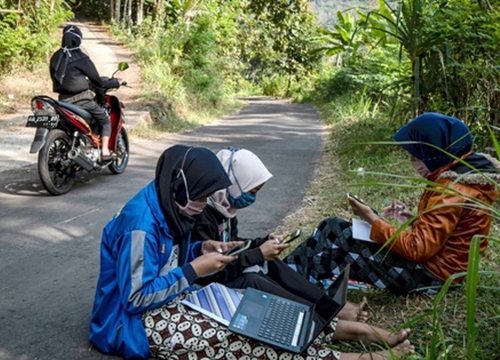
[228,264,350,354]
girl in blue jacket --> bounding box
[89,144,414,360]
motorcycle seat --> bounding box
[58,101,93,121]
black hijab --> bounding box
[53,25,83,85]
[155,145,231,261]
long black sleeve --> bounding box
[193,207,268,285]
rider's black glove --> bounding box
[103,78,120,89]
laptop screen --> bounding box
[307,264,349,343]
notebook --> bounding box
[352,218,375,242]
[182,282,244,326]
[228,264,350,354]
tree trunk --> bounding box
[110,0,115,22]
[125,0,132,33]
[114,0,121,23]
[137,0,144,25]
[152,0,157,21]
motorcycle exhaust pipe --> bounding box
[68,148,96,171]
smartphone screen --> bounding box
[224,240,251,256]
[282,229,301,244]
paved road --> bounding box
[0,98,325,360]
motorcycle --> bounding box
[26,62,130,195]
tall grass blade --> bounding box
[465,236,481,360]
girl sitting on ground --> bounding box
[285,112,500,295]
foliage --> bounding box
[67,0,110,19]
[309,0,379,28]
[359,0,439,117]
[0,0,73,73]
[315,0,500,145]
[105,0,323,124]
[110,0,251,128]
[417,1,500,134]
[64,0,322,98]
[238,0,322,96]
[314,10,365,60]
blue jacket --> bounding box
[89,181,201,359]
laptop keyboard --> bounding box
[258,297,305,346]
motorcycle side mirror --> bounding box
[112,62,129,77]
[118,62,129,71]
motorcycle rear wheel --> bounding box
[38,129,77,195]
[109,127,130,174]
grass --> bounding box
[128,89,244,138]
[110,26,251,137]
[0,64,53,114]
[277,94,500,359]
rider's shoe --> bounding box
[102,152,117,161]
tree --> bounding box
[239,0,321,95]
[136,0,143,25]
[111,0,120,22]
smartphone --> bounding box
[224,240,251,256]
[347,193,379,215]
[281,229,302,244]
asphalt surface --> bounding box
[0,97,325,360]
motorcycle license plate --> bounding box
[26,115,59,129]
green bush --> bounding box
[0,0,72,72]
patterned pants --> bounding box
[143,295,341,360]
[284,217,444,296]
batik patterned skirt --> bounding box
[143,294,341,360]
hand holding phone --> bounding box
[281,229,302,244]
[347,193,379,215]
[223,240,251,256]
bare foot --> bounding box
[364,327,411,347]
[340,340,415,360]
[338,297,369,322]
[370,340,415,359]
[333,320,410,347]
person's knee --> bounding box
[234,273,264,288]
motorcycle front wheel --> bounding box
[38,129,77,195]
[109,127,130,174]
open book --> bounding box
[182,282,244,326]
[351,218,376,242]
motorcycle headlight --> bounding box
[31,98,57,115]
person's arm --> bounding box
[79,56,104,88]
[228,216,270,266]
[116,230,194,314]
[370,190,465,262]
[187,240,203,261]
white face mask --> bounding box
[411,157,431,178]
[175,168,207,217]
[176,198,207,217]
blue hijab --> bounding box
[394,113,475,173]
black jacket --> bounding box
[193,205,268,285]
[50,50,104,97]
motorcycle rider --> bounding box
[49,24,118,161]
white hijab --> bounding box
[208,148,273,218]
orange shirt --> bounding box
[370,173,498,282]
